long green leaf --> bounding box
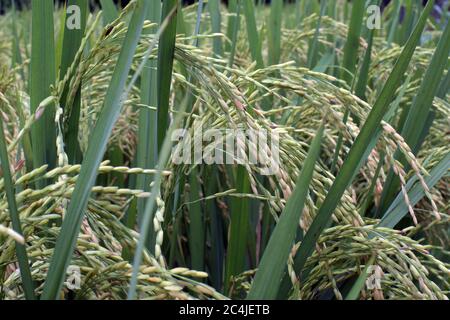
[242,0,264,68]
[247,125,324,300]
[387,0,402,46]
[41,0,150,299]
[188,171,205,271]
[30,0,56,180]
[135,0,161,227]
[331,0,365,170]
[227,0,241,68]
[225,165,250,293]
[100,0,118,25]
[157,0,178,151]
[0,119,35,300]
[341,0,366,84]
[208,0,222,56]
[306,0,327,69]
[268,0,282,66]
[226,0,238,52]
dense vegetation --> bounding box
[0,0,449,300]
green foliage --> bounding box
[0,0,448,301]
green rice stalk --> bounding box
[157,0,178,151]
[30,0,57,182]
[0,119,35,300]
[306,0,327,69]
[100,0,119,25]
[208,0,222,56]
[242,0,264,68]
[248,125,324,300]
[268,0,282,66]
[135,0,161,229]
[225,165,250,294]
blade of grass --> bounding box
[341,0,366,81]
[437,65,450,98]
[193,0,204,47]
[11,0,24,81]
[288,0,434,285]
[135,0,161,227]
[306,0,327,69]
[247,125,324,300]
[208,0,222,56]
[226,0,238,52]
[330,0,365,171]
[354,18,377,101]
[0,119,35,300]
[188,171,205,271]
[41,0,150,299]
[100,0,118,25]
[268,0,282,66]
[387,0,402,46]
[228,0,241,68]
[225,165,250,293]
[157,0,178,152]
[242,0,264,68]
[30,0,56,181]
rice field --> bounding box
[0,0,449,301]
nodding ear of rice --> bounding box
[0,225,24,244]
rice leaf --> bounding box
[30,0,56,179]
[268,0,282,66]
[157,0,178,151]
[331,0,365,170]
[379,152,450,229]
[341,0,366,86]
[226,0,238,52]
[225,165,250,293]
[242,0,264,68]
[306,0,327,69]
[135,0,161,226]
[0,119,35,300]
[188,171,205,271]
[247,125,324,300]
[208,0,222,56]
[100,0,118,25]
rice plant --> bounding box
[0,0,448,300]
